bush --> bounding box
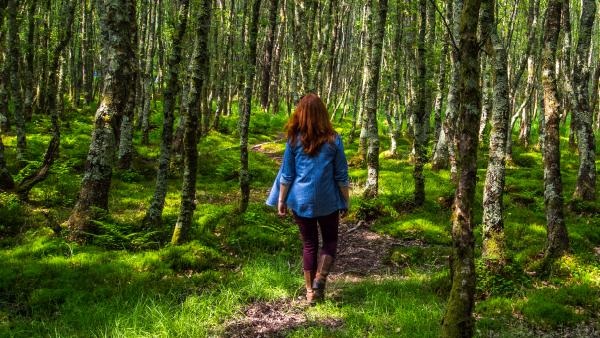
[0,193,25,232]
[476,259,531,298]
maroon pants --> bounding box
[293,210,339,272]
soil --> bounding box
[223,299,343,338]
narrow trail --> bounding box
[224,140,419,337]
[223,219,412,338]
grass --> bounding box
[0,100,599,337]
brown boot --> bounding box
[304,270,316,304]
[312,255,334,302]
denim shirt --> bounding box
[266,134,349,218]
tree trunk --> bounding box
[141,1,158,145]
[432,0,460,182]
[83,0,95,104]
[478,56,492,143]
[144,0,189,228]
[67,0,137,241]
[480,0,509,263]
[260,0,279,111]
[441,0,481,336]
[541,0,569,261]
[432,2,450,153]
[0,131,13,191]
[363,0,387,198]
[171,0,212,244]
[572,0,596,201]
[413,0,427,206]
[238,0,262,213]
[22,1,36,122]
[7,0,26,165]
[270,0,286,114]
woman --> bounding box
[266,93,350,304]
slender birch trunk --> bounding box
[238,0,262,213]
[441,0,481,335]
[144,0,189,228]
[572,0,597,201]
[363,0,387,198]
[541,0,569,261]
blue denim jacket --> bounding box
[266,134,349,218]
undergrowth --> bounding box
[0,101,598,337]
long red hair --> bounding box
[286,93,336,156]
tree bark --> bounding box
[270,0,286,114]
[22,1,36,122]
[480,0,509,263]
[171,0,212,244]
[141,1,158,145]
[432,2,450,154]
[541,0,569,261]
[441,0,481,336]
[432,0,460,182]
[259,0,279,111]
[572,0,597,201]
[144,0,190,228]
[67,0,137,241]
[412,0,427,206]
[0,131,13,191]
[363,0,387,198]
[7,0,26,164]
[238,0,262,212]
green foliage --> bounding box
[89,219,161,250]
[389,245,451,270]
[0,193,25,232]
[476,259,531,297]
[13,160,42,183]
[1,96,599,337]
[222,204,298,255]
[117,169,145,183]
[159,241,224,272]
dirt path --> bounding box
[222,139,416,337]
[223,218,410,337]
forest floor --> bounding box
[0,106,599,337]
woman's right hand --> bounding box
[278,201,288,217]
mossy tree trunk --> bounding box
[0,2,9,133]
[22,1,36,122]
[572,0,596,201]
[441,0,481,336]
[0,133,13,191]
[171,0,212,244]
[363,0,387,198]
[7,0,26,165]
[67,0,137,241]
[541,0,569,261]
[260,0,279,111]
[238,0,262,213]
[432,1,450,155]
[432,0,460,181]
[480,0,509,263]
[412,0,427,206]
[144,0,189,229]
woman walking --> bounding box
[267,93,350,304]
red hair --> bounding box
[285,93,336,156]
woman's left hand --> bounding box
[278,201,288,216]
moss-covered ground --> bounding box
[0,102,598,337]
